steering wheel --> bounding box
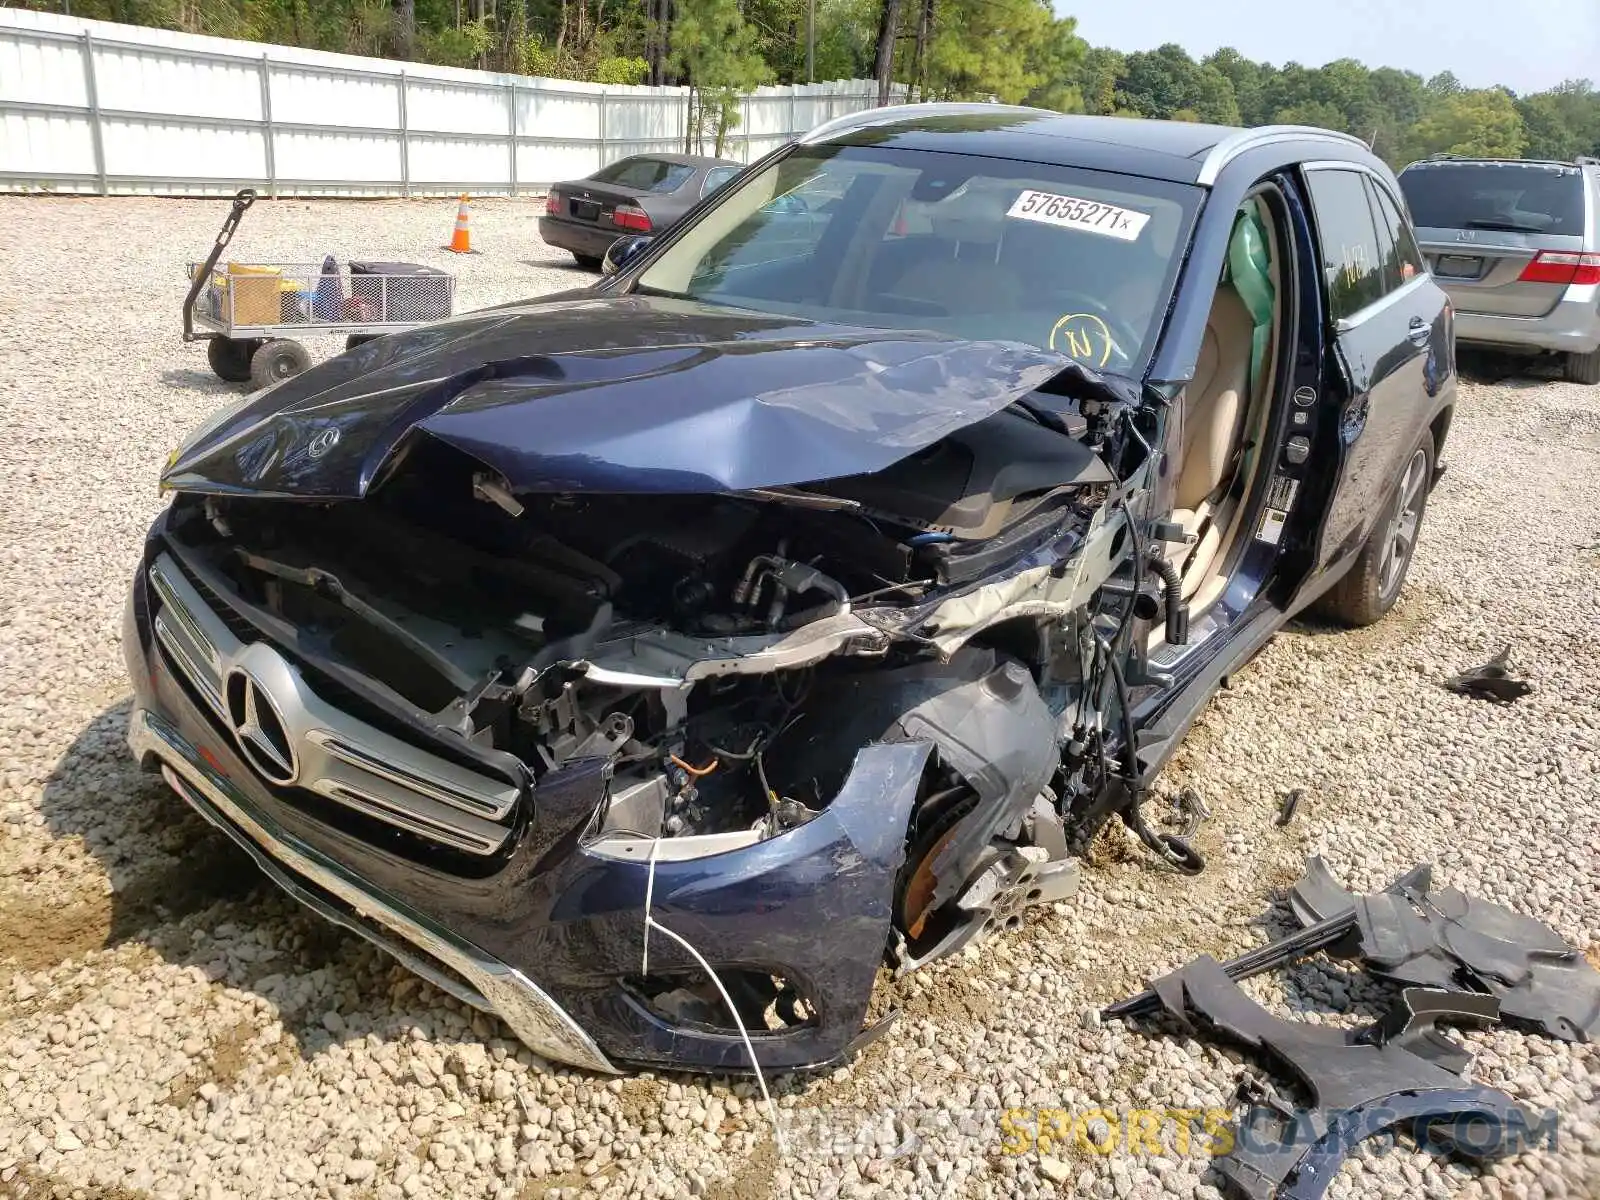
[1043,294,1144,370]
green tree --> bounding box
[1518,92,1587,160]
[668,0,773,153]
[1406,88,1528,159]
[872,0,905,104]
[1112,43,1235,123]
[1521,79,1600,158]
[1116,42,1200,117]
[922,0,1076,105]
[1073,46,1124,116]
[808,0,880,82]
[1367,67,1427,163]
[1272,100,1347,131]
[1019,13,1088,112]
[1193,64,1240,124]
[1204,47,1268,124]
[1258,60,1376,136]
[1426,70,1463,97]
[15,0,1600,166]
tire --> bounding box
[1315,430,1435,627]
[574,253,604,271]
[1566,346,1600,384]
[249,338,312,390]
[206,337,257,383]
[345,334,380,352]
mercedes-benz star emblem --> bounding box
[224,668,298,785]
[307,427,341,459]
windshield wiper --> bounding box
[1463,217,1548,233]
[630,283,692,299]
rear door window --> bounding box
[1306,169,1388,320]
[1366,178,1427,293]
[1399,163,1585,235]
[591,158,695,194]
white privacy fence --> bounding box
[0,8,888,196]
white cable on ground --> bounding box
[642,837,788,1157]
[641,830,663,977]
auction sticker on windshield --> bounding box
[1007,190,1151,241]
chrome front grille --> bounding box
[149,559,226,718]
[147,553,517,855]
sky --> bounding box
[1059,0,1600,95]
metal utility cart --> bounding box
[183,189,456,389]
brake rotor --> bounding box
[896,788,979,943]
[901,824,960,940]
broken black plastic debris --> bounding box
[1103,911,1357,1021]
[1275,788,1303,827]
[1287,855,1600,1043]
[1142,955,1529,1200]
[1103,859,1432,1023]
[1444,645,1532,704]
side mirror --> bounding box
[603,234,654,276]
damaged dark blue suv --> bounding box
[125,106,1454,1075]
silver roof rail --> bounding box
[798,102,1050,146]
[1195,125,1371,187]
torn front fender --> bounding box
[770,647,1059,934]
[539,739,934,1073]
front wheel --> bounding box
[249,338,312,390]
[1315,430,1435,627]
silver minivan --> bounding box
[1398,156,1600,383]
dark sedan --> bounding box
[128,106,1454,1077]
[539,153,742,269]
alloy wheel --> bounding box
[1378,448,1428,599]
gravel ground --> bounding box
[0,195,1596,1200]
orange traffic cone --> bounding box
[444,194,474,253]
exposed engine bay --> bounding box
[160,390,1158,968]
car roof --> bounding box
[801,104,1373,186]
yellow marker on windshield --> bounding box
[1049,313,1114,368]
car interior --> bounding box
[673,165,1186,371]
[1156,194,1286,626]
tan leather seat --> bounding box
[1165,285,1253,597]
[891,188,1023,312]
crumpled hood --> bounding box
[163,293,1074,498]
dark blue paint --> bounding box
[126,580,930,1071]
[163,294,1068,500]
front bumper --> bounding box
[1450,285,1600,354]
[128,706,616,1072]
[124,544,924,1073]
